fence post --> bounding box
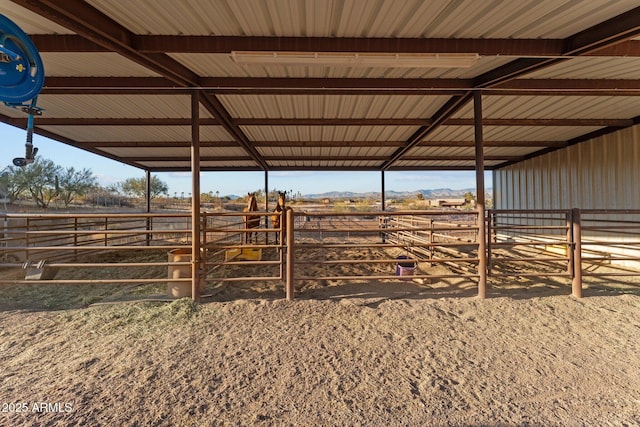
[566,210,574,276]
[486,210,493,276]
[74,217,78,259]
[285,209,295,301]
[571,208,583,298]
[146,217,152,246]
[477,210,487,299]
[429,218,434,266]
[200,213,207,279]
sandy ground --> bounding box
[0,248,639,426]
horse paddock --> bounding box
[2,207,640,301]
[0,207,639,425]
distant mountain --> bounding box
[304,188,491,199]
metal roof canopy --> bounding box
[2,0,640,173]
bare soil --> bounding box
[0,249,639,426]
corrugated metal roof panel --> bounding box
[39,125,191,142]
[484,146,542,157]
[88,0,639,39]
[200,146,248,157]
[454,95,640,119]
[2,0,639,174]
[41,53,162,77]
[394,160,475,168]
[407,146,475,157]
[219,94,450,119]
[483,125,603,141]
[200,126,236,141]
[525,57,640,79]
[240,125,416,141]
[37,94,212,119]
[267,159,381,168]
[425,124,602,142]
[424,126,475,141]
[171,53,512,79]
[100,146,247,158]
[408,144,544,159]
[0,0,72,33]
[139,160,258,169]
[257,145,395,158]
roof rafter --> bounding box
[31,34,640,57]
[8,117,628,128]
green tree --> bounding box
[57,166,98,207]
[0,168,22,202]
[463,192,475,203]
[10,158,60,208]
[121,175,169,199]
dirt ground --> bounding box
[0,250,639,426]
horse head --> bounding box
[245,192,258,212]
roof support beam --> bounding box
[42,76,640,95]
[6,116,631,128]
[235,118,631,127]
[33,34,640,57]
[62,140,562,149]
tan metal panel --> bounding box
[484,126,602,141]
[525,57,640,79]
[101,146,247,158]
[101,147,189,157]
[426,125,475,141]
[199,126,236,141]
[41,53,162,77]
[37,94,205,119]
[88,0,640,39]
[88,0,246,35]
[257,145,395,158]
[39,125,191,142]
[407,145,474,157]
[495,124,640,210]
[172,53,511,79]
[218,94,451,119]
[140,160,257,169]
[240,125,416,141]
[0,0,72,33]
[455,95,640,120]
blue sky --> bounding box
[1,123,491,197]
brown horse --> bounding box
[243,192,260,244]
[271,191,289,244]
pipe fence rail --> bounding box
[201,211,284,285]
[1,208,639,300]
[292,210,480,285]
[1,212,193,285]
[579,209,640,277]
[487,209,573,280]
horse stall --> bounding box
[284,209,482,299]
[0,212,194,293]
[200,207,284,298]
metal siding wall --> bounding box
[495,124,640,210]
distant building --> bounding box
[438,199,472,209]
